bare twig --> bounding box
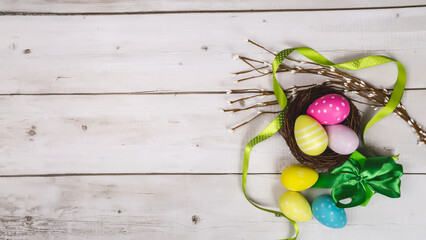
[229,110,281,132]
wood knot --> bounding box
[82,125,88,131]
[28,130,36,136]
[24,216,33,226]
[23,49,31,54]
[191,215,200,225]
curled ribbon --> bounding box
[242,47,406,240]
[312,151,403,208]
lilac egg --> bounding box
[307,94,350,125]
[324,124,359,155]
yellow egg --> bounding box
[294,115,328,156]
[281,164,319,191]
[279,191,312,222]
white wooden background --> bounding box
[1,1,426,239]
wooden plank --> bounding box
[0,91,424,175]
[0,7,425,94]
[0,174,424,239]
[0,0,425,13]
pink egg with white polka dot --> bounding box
[307,94,350,125]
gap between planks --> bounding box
[1,4,426,16]
[0,88,424,96]
[0,172,424,178]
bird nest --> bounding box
[278,85,361,170]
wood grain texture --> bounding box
[1,2,425,239]
[0,7,425,94]
[0,0,425,13]
[0,91,424,175]
[0,175,424,239]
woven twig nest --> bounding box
[279,85,361,170]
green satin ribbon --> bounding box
[312,151,403,208]
[242,47,406,239]
[242,111,300,240]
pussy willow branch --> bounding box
[224,39,426,145]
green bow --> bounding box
[313,151,403,208]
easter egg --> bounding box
[312,195,347,228]
[325,124,359,155]
[307,94,350,125]
[279,191,312,222]
[294,115,328,156]
[280,164,319,191]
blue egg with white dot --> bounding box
[312,194,347,229]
